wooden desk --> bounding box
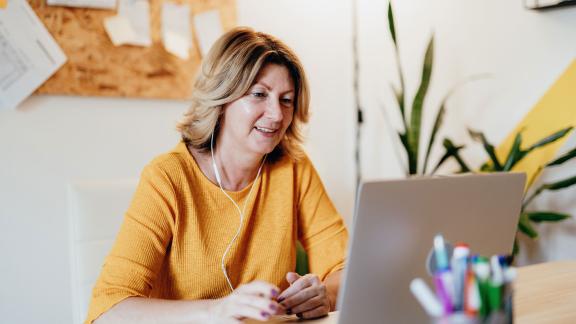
[248,261,576,323]
[514,261,576,323]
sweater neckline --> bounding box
[175,141,263,198]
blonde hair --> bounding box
[176,27,310,161]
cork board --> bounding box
[29,0,236,99]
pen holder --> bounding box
[432,310,509,324]
[432,313,479,324]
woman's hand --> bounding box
[277,272,331,319]
[208,281,284,323]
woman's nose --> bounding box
[266,98,283,122]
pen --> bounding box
[488,255,504,312]
[472,256,490,317]
[464,265,481,316]
[433,234,455,313]
[410,278,443,317]
[434,270,454,315]
[451,243,470,311]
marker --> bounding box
[434,234,450,271]
[434,272,454,315]
[473,256,490,317]
[464,266,481,316]
[451,243,470,311]
[488,255,504,312]
[433,234,455,313]
[410,278,443,317]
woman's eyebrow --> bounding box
[255,81,294,94]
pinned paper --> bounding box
[0,0,67,109]
[495,59,576,187]
[103,15,136,46]
[161,3,191,60]
[193,10,223,57]
[47,0,115,10]
[103,0,151,47]
[0,0,7,9]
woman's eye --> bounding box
[281,98,293,105]
[251,92,266,98]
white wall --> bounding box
[1,0,575,323]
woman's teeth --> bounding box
[255,126,276,133]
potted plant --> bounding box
[436,127,576,253]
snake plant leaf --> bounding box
[480,162,492,172]
[422,75,490,174]
[526,211,571,223]
[387,3,407,129]
[432,138,469,174]
[407,36,434,174]
[422,102,445,174]
[518,212,539,239]
[388,2,397,46]
[543,174,576,191]
[468,129,503,171]
[390,83,407,129]
[546,147,576,167]
[502,132,524,171]
[526,126,573,152]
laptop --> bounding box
[336,172,526,324]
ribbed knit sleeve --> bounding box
[296,157,348,281]
[85,162,176,323]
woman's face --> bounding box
[219,64,295,157]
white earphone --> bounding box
[210,130,266,292]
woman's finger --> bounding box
[298,302,330,320]
[278,274,317,301]
[236,280,280,299]
[281,284,325,310]
[288,293,326,315]
[237,294,284,315]
[231,302,275,322]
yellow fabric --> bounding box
[495,59,576,188]
[85,141,348,323]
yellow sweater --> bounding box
[85,142,348,323]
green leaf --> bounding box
[518,212,538,239]
[468,129,503,171]
[524,174,576,208]
[526,126,573,152]
[543,174,576,191]
[407,36,434,175]
[388,2,397,46]
[422,102,445,174]
[526,211,571,223]
[432,138,470,174]
[480,163,492,172]
[546,147,576,167]
[398,131,409,154]
[390,83,407,130]
[512,237,519,257]
[502,132,524,171]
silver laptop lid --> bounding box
[337,172,526,324]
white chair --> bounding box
[68,179,137,324]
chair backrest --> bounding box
[68,179,137,324]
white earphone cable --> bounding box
[211,130,266,292]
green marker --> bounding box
[488,255,504,312]
[472,256,490,317]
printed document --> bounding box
[0,0,67,109]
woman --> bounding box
[87,27,348,324]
